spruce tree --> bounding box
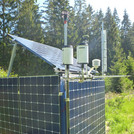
[74,0,86,13]
[0,0,20,69]
[128,23,134,55]
[106,17,126,92]
[42,0,70,49]
[104,8,114,72]
[13,0,49,76]
[121,9,131,55]
[67,8,78,47]
[15,0,44,42]
[104,7,123,73]
[113,8,120,27]
[104,7,113,31]
[89,10,104,67]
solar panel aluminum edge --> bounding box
[60,79,66,134]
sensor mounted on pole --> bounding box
[92,59,101,69]
[62,45,73,65]
[77,42,89,64]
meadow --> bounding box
[106,92,134,134]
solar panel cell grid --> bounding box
[0,76,105,134]
[0,76,60,134]
[8,34,94,72]
[0,78,19,134]
[69,80,105,134]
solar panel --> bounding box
[0,78,19,134]
[0,76,105,134]
[8,34,90,72]
[69,80,105,134]
[0,76,61,134]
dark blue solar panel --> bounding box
[0,78,19,134]
[8,34,83,72]
[8,34,93,72]
[69,80,105,134]
[0,76,61,134]
[0,76,105,134]
[19,76,60,134]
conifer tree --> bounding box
[104,7,113,31]
[128,23,134,55]
[42,0,70,49]
[104,8,114,72]
[67,8,78,47]
[105,17,126,92]
[104,8,123,73]
[89,10,104,67]
[74,0,86,13]
[121,9,131,55]
[15,0,44,42]
[113,8,120,27]
[0,0,20,68]
[72,3,94,50]
[104,9,134,92]
[13,0,48,76]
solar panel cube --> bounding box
[0,76,105,134]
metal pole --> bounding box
[101,22,107,75]
[101,22,104,75]
[63,11,70,134]
[64,16,69,77]
[64,19,67,46]
[7,44,17,77]
[103,30,107,73]
[65,65,70,134]
[82,64,84,81]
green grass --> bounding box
[106,92,134,134]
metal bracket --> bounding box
[66,98,70,102]
[58,92,63,96]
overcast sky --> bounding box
[37,0,134,22]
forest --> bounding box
[0,0,134,93]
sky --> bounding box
[37,0,134,22]
[86,0,134,22]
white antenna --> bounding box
[101,22,107,75]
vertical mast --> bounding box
[62,10,70,134]
[101,22,107,75]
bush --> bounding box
[106,54,134,93]
[105,77,122,93]
[0,67,17,77]
[105,77,133,93]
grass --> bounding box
[105,92,134,134]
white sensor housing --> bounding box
[92,59,100,69]
[77,44,89,64]
[62,46,73,65]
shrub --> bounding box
[0,67,17,77]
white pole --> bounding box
[101,22,107,75]
[103,30,107,73]
[101,22,104,75]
